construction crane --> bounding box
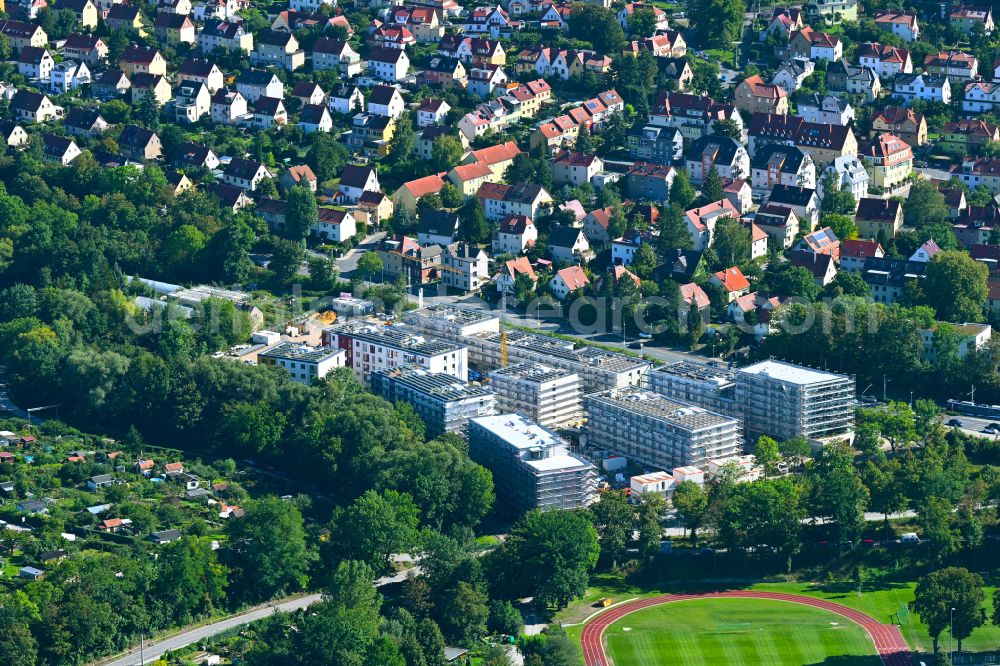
[499,290,508,367]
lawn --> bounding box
[602,598,881,666]
[559,576,1000,657]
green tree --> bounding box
[270,237,306,283]
[637,493,667,559]
[671,480,708,544]
[822,213,857,241]
[460,198,490,244]
[920,496,959,564]
[863,458,908,538]
[308,133,350,182]
[669,170,697,209]
[689,0,746,48]
[0,622,36,666]
[779,436,811,460]
[853,422,883,458]
[701,166,725,204]
[225,496,312,602]
[914,567,986,653]
[438,581,489,644]
[905,180,949,228]
[390,113,416,163]
[628,6,658,37]
[923,251,989,322]
[821,173,857,215]
[356,250,383,284]
[440,182,463,208]
[308,256,339,289]
[295,560,382,664]
[433,135,465,172]
[713,119,743,140]
[589,489,633,567]
[630,243,658,279]
[753,436,780,478]
[657,203,693,251]
[330,489,420,575]
[712,216,751,266]
[569,5,627,53]
[488,599,524,636]
[807,442,868,548]
[285,186,318,241]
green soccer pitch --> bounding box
[602,598,883,665]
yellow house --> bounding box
[461,141,521,180]
[131,73,172,106]
[121,46,168,77]
[862,133,913,190]
[62,0,99,28]
[394,174,446,215]
[107,4,147,36]
[447,161,493,196]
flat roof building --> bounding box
[735,359,854,442]
[583,387,742,470]
[468,413,597,514]
[642,361,738,416]
[257,343,345,385]
[322,320,469,383]
[371,365,496,439]
[488,362,583,428]
[402,310,650,392]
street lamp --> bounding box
[950,606,956,664]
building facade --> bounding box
[488,362,583,428]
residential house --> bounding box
[626,161,677,201]
[355,190,394,227]
[106,4,146,34]
[204,182,253,212]
[330,84,364,115]
[251,29,304,71]
[338,164,380,204]
[17,47,53,80]
[818,154,869,203]
[788,27,842,62]
[858,42,912,79]
[154,13,196,45]
[766,183,820,230]
[93,69,130,99]
[0,120,29,146]
[892,73,951,106]
[710,267,751,302]
[941,119,1000,156]
[826,61,881,101]
[300,104,333,133]
[416,210,460,248]
[627,124,683,164]
[280,164,317,193]
[448,162,493,196]
[874,10,919,41]
[679,283,711,321]
[953,205,1000,246]
[685,199,740,250]
[794,226,840,259]
[131,73,171,107]
[871,107,927,146]
[648,92,743,143]
[950,5,994,34]
[616,2,668,32]
[0,20,47,54]
[795,121,858,168]
[177,58,224,93]
[367,46,410,82]
[316,208,357,242]
[441,242,490,293]
[313,38,363,76]
[211,88,248,124]
[725,178,754,214]
[549,265,589,299]
[764,6,804,39]
[495,256,536,294]
[61,0,99,27]
[367,85,405,119]
[750,144,815,197]
[369,25,416,50]
[771,57,814,93]
[856,197,903,240]
[49,60,90,93]
[728,292,786,339]
[862,133,913,191]
[118,125,161,161]
[461,5,518,38]
[492,214,537,255]
[388,5,445,42]
[394,174,444,214]
[11,90,62,123]
[550,151,603,187]
[747,219,769,258]
[417,98,450,127]
[839,239,884,272]
[467,63,508,98]
[418,56,467,90]
[753,204,799,248]
[924,51,978,82]
[199,20,253,54]
[478,182,553,221]
[62,33,108,63]
[173,142,219,170]
[223,158,273,191]
[612,229,654,266]
[909,239,942,263]
[249,96,287,129]
[684,136,750,184]
[625,31,687,58]
[42,133,81,165]
[174,80,210,123]
[235,73,283,108]
[790,251,837,285]
[862,257,927,303]
[951,158,1000,195]
[548,225,590,262]
[795,93,854,125]
[734,75,788,116]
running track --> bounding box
[579,590,914,666]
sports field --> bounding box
[603,598,882,665]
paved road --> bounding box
[336,231,386,280]
[98,594,324,666]
[96,561,422,666]
[579,591,913,666]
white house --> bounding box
[338,165,380,204]
[315,208,357,242]
[50,60,90,92]
[492,214,537,255]
[235,70,283,103]
[367,85,405,119]
[300,104,333,133]
[367,46,410,82]
[548,265,589,300]
[330,85,364,115]
[417,98,450,127]
[441,242,490,293]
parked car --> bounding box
[900,532,921,544]
[947,418,963,427]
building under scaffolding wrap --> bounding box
[468,414,597,513]
[734,359,855,442]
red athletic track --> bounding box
[579,590,914,666]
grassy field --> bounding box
[603,598,881,666]
[559,575,1000,656]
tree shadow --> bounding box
[803,656,885,665]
